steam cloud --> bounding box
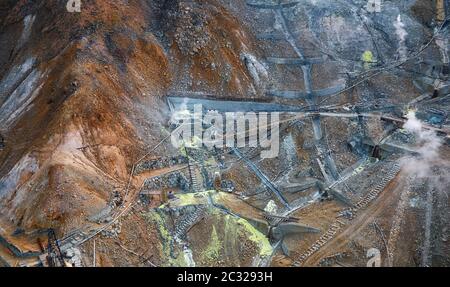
[401,111,448,184]
[394,15,408,62]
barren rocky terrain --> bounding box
[0,0,449,267]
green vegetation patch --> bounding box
[143,211,186,266]
[200,225,223,262]
[237,217,272,258]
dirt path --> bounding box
[302,173,404,266]
[421,183,434,267]
[88,165,187,234]
[131,165,188,195]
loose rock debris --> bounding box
[0,0,449,267]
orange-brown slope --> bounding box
[0,0,170,234]
[0,0,264,237]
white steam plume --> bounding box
[394,15,408,62]
[401,111,447,180]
